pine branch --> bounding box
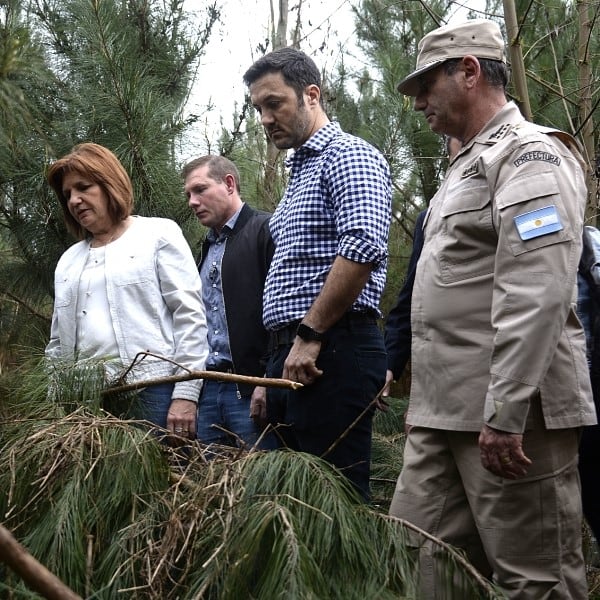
[1,290,51,323]
[385,515,504,598]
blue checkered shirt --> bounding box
[263,121,392,330]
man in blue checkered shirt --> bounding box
[243,47,392,500]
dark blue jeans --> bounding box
[126,383,175,429]
[266,318,386,501]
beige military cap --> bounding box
[397,19,506,96]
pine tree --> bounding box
[0,0,219,368]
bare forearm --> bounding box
[302,256,372,332]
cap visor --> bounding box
[396,59,445,95]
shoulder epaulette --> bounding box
[511,122,587,171]
[487,123,512,141]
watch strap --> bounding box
[296,323,325,342]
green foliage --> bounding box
[326,0,599,318]
[371,396,407,504]
[0,0,219,369]
[0,364,505,599]
[511,0,590,133]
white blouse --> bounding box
[75,245,119,359]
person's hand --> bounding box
[167,398,197,438]
[479,423,532,479]
[376,369,394,412]
[249,386,268,428]
[282,338,324,385]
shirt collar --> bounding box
[207,203,244,242]
[285,121,341,167]
[468,102,523,149]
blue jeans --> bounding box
[197,380,277,449]
[266,318,386,501]
[128,383,175,429]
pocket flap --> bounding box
[496,171,559,210]
[440,184,489,217]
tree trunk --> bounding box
[576,0,598,223]
[503,0,533,121]
[261,0,289,203]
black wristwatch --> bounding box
[296,323,325,342]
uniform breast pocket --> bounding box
[438,186,497,283]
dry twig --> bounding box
[102,352,303,396]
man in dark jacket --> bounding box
[183,155,277,449]
[383,137,461,398]
[383,210,426,389]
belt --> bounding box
[269,311,378,349]
[206,362,233,373]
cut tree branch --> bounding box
[0,524,82,600]
[102,370,303,396]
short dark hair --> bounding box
[443,57,508,89]
[181,155,241,195]
[47,143,133,240]
[243,46,324,107]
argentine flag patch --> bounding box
[514,205,563,241]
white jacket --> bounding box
[46,216,208,402]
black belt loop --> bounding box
[269,320,300,350]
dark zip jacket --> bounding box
[198,203,274,396]
[384,210,426,380]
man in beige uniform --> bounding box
[389,19,596,599]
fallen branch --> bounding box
[102,370,303,396]
[385,515,502,598]
[0,524,82,600]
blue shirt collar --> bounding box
[207,203,244,243]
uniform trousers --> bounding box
[389,401,587,599]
